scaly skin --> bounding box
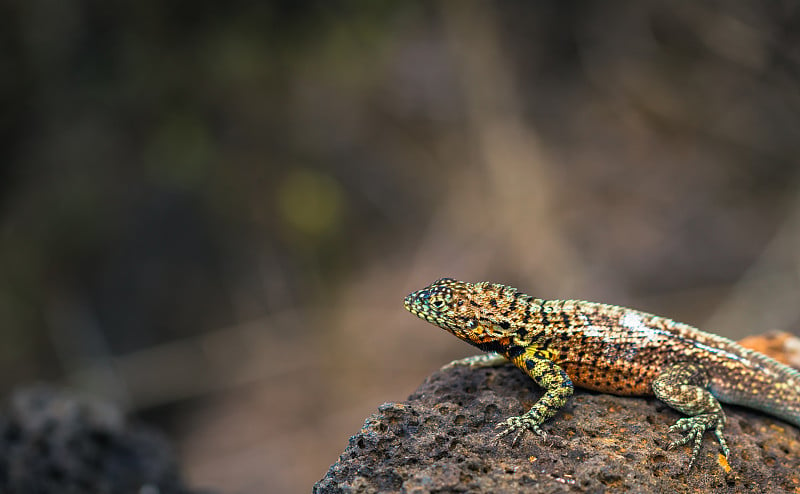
[404,278,800,469]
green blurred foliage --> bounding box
[0,0,424,384]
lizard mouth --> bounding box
[403,295,414,313]
[403,294,428,320]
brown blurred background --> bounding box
[2,1,800,492]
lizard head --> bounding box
[405,278,528,346]
[404,277,468,332]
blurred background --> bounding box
[2,1,800,492]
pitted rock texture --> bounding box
[315,365,800,493]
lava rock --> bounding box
[315,365,800,493]
[0,385,204,494]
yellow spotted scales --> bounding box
[404,278,800,469]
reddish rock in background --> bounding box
[739,331,800,370]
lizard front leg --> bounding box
[495,347,574,445]
[442,352,508,369]
[652,362,729,469]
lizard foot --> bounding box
[666,413,729,469]
[494,415,546,446]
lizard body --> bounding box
[404,278,800,468]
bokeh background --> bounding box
[3,1,800,492]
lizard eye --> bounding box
[431,299,445,309]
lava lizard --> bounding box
[404,278,800,468]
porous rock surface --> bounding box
[315,365,800,493]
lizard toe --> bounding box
[494,415,546,445]
[665,413,726,469]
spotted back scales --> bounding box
[404,278,800,469]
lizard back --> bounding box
[538,299,800,428]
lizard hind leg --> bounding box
[652,362,729,469]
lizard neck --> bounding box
[459,285,546,350]
[473,338,526,357]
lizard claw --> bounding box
[665,414,728,469]
[494,415,546,446]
